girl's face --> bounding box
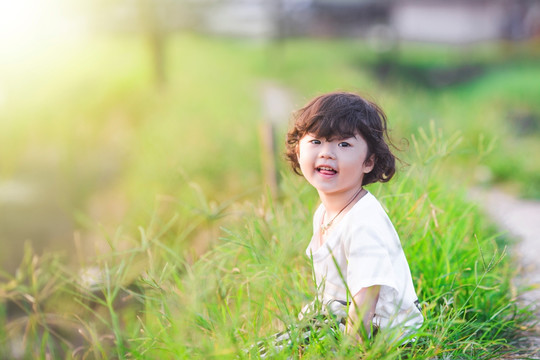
[297,132,374,197]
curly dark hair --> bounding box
[285,91,396,186]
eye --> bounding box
[338,142,351,147]
[309,139,321,145]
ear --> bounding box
[363,154,375,174]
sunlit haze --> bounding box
[0,0,88,64]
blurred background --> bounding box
[1,0,539,274]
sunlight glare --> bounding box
[0,0,88,64]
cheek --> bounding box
[297,148,313,172]
[297,143,307,162]
[297,152,307,170]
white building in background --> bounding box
[390,1,521,44]
[195,0,539,44]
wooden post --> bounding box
[259,121,279,199]
[259,83,294,199]
[138,0,167,88]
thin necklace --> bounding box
[320,187,365,235]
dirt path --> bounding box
[471,188,540,358]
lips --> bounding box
[316,165,337,175]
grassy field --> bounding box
[1,34,539,358]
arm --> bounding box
[346,285,380,342]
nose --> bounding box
[319,142,336,159]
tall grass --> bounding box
[0,124,531,359]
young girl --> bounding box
[260,91,423,356]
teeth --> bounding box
[318,166,335,172]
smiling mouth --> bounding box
[317,166,337,175]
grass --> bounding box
[1,33,539,358]
[0,126,529,359]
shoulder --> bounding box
[349,192,393,228]
[342,192,399,247]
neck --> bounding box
[319,186,364,218]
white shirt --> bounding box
[306,191,423,335]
